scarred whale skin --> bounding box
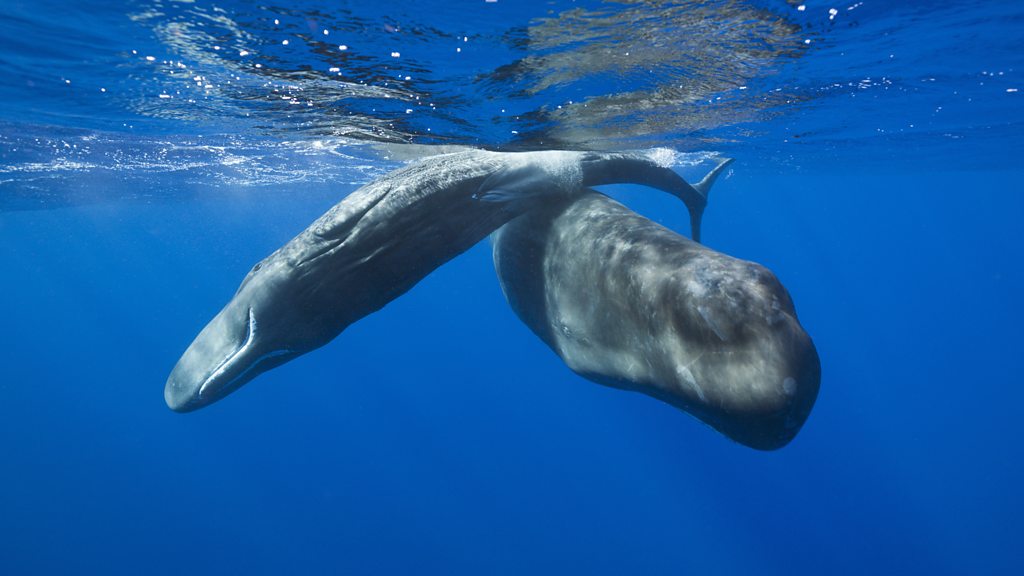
[492,189,820,450]
[165,149,710,412]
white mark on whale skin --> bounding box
[676,365,706,402]
[696,304,727,341]
[783,377,797,396]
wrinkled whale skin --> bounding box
[166,149,707,412]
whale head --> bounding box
[165,247,332,412]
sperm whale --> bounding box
[491,160,820,449]
[165,149,711,412]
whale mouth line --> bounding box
[199,307,258,397]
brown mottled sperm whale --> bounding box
[165,149,712,412]
[491,160,820,450]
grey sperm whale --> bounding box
[165,149,711,412]
[491,160,820,450]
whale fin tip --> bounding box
[693,157,735,199]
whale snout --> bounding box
[164,305,256,413]
[164,371,202,413]
[718,334,821,451]
[165,302,300,412]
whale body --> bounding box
[491,166,820,450]
[165,149,710,412]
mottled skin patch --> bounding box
[492,190,820,450]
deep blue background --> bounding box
[2,0,1023,574]
[2,167,1022,574]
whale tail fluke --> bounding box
[579,152,708,241]
[577,152,734,244]
[688,157,734,244]
[693,157,734,201]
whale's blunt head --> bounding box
[672,258,821,450]
[165,249,326,412]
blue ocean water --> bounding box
[1,1,1022,574]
